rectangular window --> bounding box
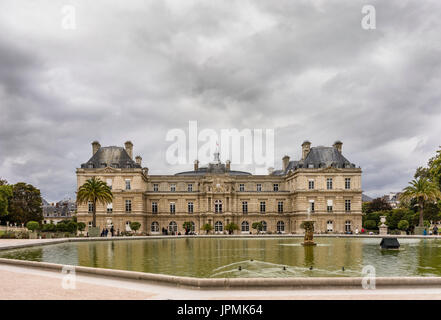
[239,184,245,192]
[278,201,284,213]
[153,184,158,192]
[327,178,333,190]
[88,201,94,213]
[152,202,158,214]
[125,179,131,190]
[260,201,266,213]
[273,184,279,192]
[107,202,113,213]
[170,184,176,192]
[125,200,132,212]
[106,179,112,190]
[327,199,333,212]
[170,202,176,214]
[257,184,262,192]
[345,178,351,190]
[187,184,193,192]
[214,201,222,213]
[308,180,314,190]
[242,201,248,214]
[309,200,315,212]
[188,202,194,213]
[345,199,351,211]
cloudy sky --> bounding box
[1,0,441,201]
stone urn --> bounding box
[379,216,388,235]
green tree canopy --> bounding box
[7,183,43,224]
[130,221,141,233]
[400,178,441,226]
[362,197,392,214]
[76,177,113,228]
[225,222,239,234]
[201,223,213,234]
[0,184,13,217]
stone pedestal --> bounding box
[379,226,388,235]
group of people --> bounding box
[100,226,119,237]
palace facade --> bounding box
[76,140,362,234]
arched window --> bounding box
[215,221,223,232]
[151,221,159,233]
[214,200,222,213]
[261,221,267,232]
[345,220,351,232]
[327,220,333,232]
[168,221,177,233]
[241,221,249,232]
[277,221,285,233]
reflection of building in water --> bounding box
[76,140,362,234]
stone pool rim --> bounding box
[2,234,441,289]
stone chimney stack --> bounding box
[282,155,290,171]
[301,141,311,160]
[135,155,142,166]
[226,160,231,171]
[124,141,133,159]
[194,160,199,171]
[92,141,101,155]
[333,140,343,153]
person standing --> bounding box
[110,226,114,237]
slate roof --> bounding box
[175,162,251,176]
[81,146,141,169]
[271,146,356,176]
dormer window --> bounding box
[88,163,94,168]
[308,164,314,168]
[100,163,107,168]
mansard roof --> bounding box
[175,163,251,176]
[81,146,141,169]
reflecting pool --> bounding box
[1,237,441,278]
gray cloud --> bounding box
[1,0,441,201]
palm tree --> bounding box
[400,178,441,227]
[76,177,113,228]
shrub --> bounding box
[42,223,56,232]
[0,231,16,239]
[56,222,68,232]
[66,221,78,233]
[398,220,409,231]
[201,223,213,234]
[26,221,40,232]
[77,222,86,232]
[364,220,377,230]
[130,222,141,233]
[225,222,239,234]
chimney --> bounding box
[226,160,231,171]
[124,141,133,159]
[333,140,343,153]
[301,141,311,160]
[282,155,290,171]
[135,155,142,166]
[92,141,101,155]
[194,160,199,171]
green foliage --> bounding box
[5,183,43,224]
[130,221,141,232]
[76,177,113,228]
[77,222,86,231]
[0,184,13,217]
[26,221,40,232]
[252,222,263,233]
[41,223,57,232]
[424,220,431,228]
[398,220,409,231]
[225,222,239,234]
[363,220,377,230]
[182,221,193,234]
[201,223,213,234]
[362,198,392,214]
[400,178,441,226]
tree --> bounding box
[0,184,13,218]
[225,222,239,235]
[26,221,40,232]
[363,198,392,214]
[201,223,213,234]
[363,220,377,230]
[7,183,43,224]
[398,220,409,231]
[182,221,193,235]
[130,222,141,234]
[76,177,113,228]
[400,178,441,227]
[78,222,86,232]
[252,222,263,234]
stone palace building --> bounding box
[76,140,362,235]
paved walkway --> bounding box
[1,263,441,300]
